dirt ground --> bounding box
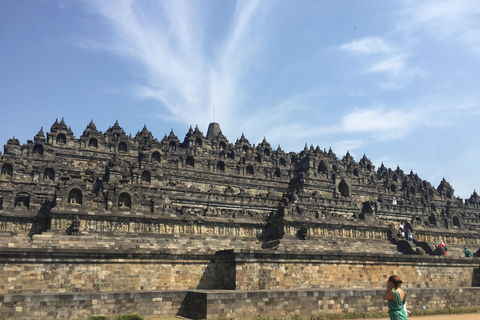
[362,314,480,320]
[147,314,480,320]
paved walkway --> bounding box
[149,314,480,320]
[362,313,480,320]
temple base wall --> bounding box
[231,250,480,290]
[1,249,479,294]
[2,287,480,320]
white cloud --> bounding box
[80,0,266,131]
[365,54,423,89]
[295,92,472,144]
[339,35,421,89]
[398,0,480,54]
[331,140,364,159]
[366,54,407,76]
[338,107,422,140]
[339,36,392,55]
[208,0,265,130]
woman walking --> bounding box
[383,275,407,320]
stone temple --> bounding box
[1,119,480,319]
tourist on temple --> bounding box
[399,229,405,239]
[407,230,413,241]
[383,275,408,320]
[438,240,447,256]
[465,247,473,257]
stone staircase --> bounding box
[389,231,472,258]
[2,229,469,257]
[266,236,402,255]
[0,230,264,254]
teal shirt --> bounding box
[388,289,407,320]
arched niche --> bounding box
[151,151,161,162]
[1,163,13,177]
[242,145,249,153]
[186,156,195,167]
[169,141,177,150]
[366,164,372,171]
[360,202,374,220]
[332,164,337,172]
[264,149,270,157]
[391,184,396,193]
[428,213,437,226]
[446,191,452,199]
[195,137,203,147]
[219,141,227,150]
[392,174,398,182]
[227,150,235,160]
[15,192,30,209]
[88,138,98,148]
[217,161,225,172]
[33,144,43,156]
[279,158,286,167]
[353,168,359,177]
[141,170,151,184]
[338,179,349,197]
[118,142,127,152]
[410,187,415,195]
[430,202,436,212]
[246,165,254,175]
[44,168,55,182]
[255,155,262,163]
[118,192,132,209]
[428,189,434,198]
[453,216,461,228]
[274,168,281,178]
[318,161,328,174]
[68,189,83,206]
[56,133,66,144]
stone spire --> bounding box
[206,122,221,140]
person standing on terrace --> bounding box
[383,275,407,320]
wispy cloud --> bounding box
[338,107,421,140]
[339,36,392,55]
[80,0,265,131]
[75,0,478,164]
[398,0,480,54]
[207,0,265,130]
[331,139,365,159]
[294,91,473,146]
[339,35,420,89]
[366,54,408,76]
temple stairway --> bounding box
[0,230,471,258]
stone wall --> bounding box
[0,290,188,320]
[0,250,214,294]
[1,248,479,295]
[230,250,480,290]
[2,287,480,320]
[202,287,480,320]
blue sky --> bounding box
[1,1,480,199]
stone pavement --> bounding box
[146,313,480,320]
[362,313,480,320]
